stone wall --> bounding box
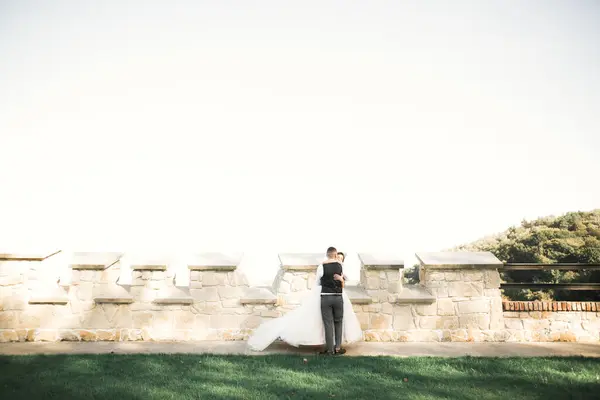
[1,250,599,343]
[501,301,600,342]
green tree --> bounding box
[453,209,600,301]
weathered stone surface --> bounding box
[462,271,484,282]
[444,272,461,281]
[202,272,228,286]
[0,330,18,342]
[437,298,456,316]
[393,306,416,330]
[240,287,277,305]
[483,270,501,289]
[190,287,220,302]
[505,318,523,330]
[396,285,435,304]
[459,314,490,330]
[0,311,16,328]
[458,299,490,314]
[415,303,437,316]
[35,330,58,342]
[448,282,483,297]
[370,314,392,330]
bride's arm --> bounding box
[314,264,323,288]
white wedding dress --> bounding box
[247,264,363,351]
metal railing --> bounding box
[499,263,600,291]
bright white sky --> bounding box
[1,1,599,284]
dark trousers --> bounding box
[321,294,343,353]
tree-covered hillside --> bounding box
[455,209,600,301]
[405,210,600,301]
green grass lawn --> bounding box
[0,354,599,400]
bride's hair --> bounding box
[337,252,345,262]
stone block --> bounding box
[202,272,228,286]
[457,299,490,314]
[550,320,570,331]
[210,314,243,330]
[484,270,501,289]
[152,311,174,331]
[444,272,461,281]
[132,312,153,327]
[450,329,468,342]
[0,330,18,342]
[459,314,490,330]
[35,329,58,342]
[59,330,80,341]
[221,298,240,308]
[523,319,550,331]
[370,314,392,330]
[190,287,220,302]
[423,271,445,282]
[415,303,437,316]
[291,276,307,292]
[462,270,484,281]
[174,311,195,329]
[437,316,459,330]
[393,306,416,330]
[366,277,380,290]
[386,270,400,282]
[277,280,291,294]
[448,282,483,297]
[381,303,393,315]
[505,318,523,330]
[0,311,16,328]
[489,297,504,330]
[437,298,456,316]
[218,286,244,299]
[418,316,439,329]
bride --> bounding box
[247,251,363,351]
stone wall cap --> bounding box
[345,285,372,305]
[358,253,404,269]
[278,253,323,268]
[70,252,123,270]
[29,287,69,304]
[93,284,133,303]
[415,251,502,268]
[122,253,171,270]
[396,285,436,304]
[240,287,277,304]
[187,253,242,269]
[0,250,61,261]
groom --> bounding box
[320,246,346,355]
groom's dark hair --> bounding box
[326,246,337,256]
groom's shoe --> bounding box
[334,348,346,355]
[319,350,334,356]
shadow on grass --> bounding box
[1,354,599,400]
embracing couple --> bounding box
[247,247,362,355]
